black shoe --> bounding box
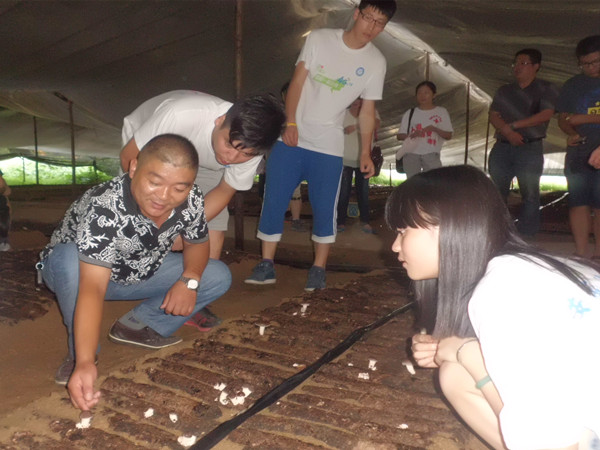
[108,320,182,349]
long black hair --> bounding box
[385,165,597,338]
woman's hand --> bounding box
[411,333,439,368]
[435,336,479,366]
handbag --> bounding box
[396,107,416,173]
[370,145,383,177]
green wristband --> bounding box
[475,374,492,390]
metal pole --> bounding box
[33,116,39,184]
[425,52,430,81]
[233,0,244,251]
[464,82,470,165]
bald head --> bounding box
[137,134,199,174]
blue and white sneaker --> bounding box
[305,266,326,292]
[245,260,276,285]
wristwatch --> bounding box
[179,276,199,291]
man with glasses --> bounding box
[488,48,558,237]
[557,35,600,258]
[245,0,396,291]
[121,91,285,330]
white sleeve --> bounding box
[469,256,595,449]
[223,155,262,191]
[437,107,454,133]
[399,110,410,134]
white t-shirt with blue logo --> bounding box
[469,254,600,449]
[294,28,386,157]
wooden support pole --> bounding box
[233,0,244,251]
[33,116,39,185]
[69,100,76,185]
[484,113,491,172]
[464,82,470,165]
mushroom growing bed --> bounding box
[0,271,487,450]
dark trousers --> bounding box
[488,140,543,235]
[337,166,370,226]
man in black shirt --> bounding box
[488,48,559,236]
[40,134,231,410]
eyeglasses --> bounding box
[511,61,534,68]
[579,58,600,69]
[359,11,387,28]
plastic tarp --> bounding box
[0,0,596,175]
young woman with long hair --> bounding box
[386,165,599,449]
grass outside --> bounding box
[1,156,568,193]
[0,157,112,185]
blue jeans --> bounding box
[42,243,232,357]
[488,140,543,235]
[337,166,370,226]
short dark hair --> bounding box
[223,94,286,155]
[358,0,397,20]
[416,80,437,95]
[576,35,600,59]
[385,165,598,338]
[139,134,199,171]
[515,48,542,66]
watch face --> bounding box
[187,279,199,290]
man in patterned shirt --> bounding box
[39,134,231,411]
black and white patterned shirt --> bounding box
[40,174,208,285]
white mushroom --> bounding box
[358,372,370,380]
[256,323,269,335]
[300,303,310,313]
[169,413,178,423]
[143,407,154,418]
[177,434,198,447]
[401,359,416,375]
[75,410,93,429]
[368,359,377,371]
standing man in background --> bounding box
[246,0,397,291]
[557,35,600,258]
[488,48,558,237]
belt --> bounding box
[497,137,543,144]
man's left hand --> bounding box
[160,282,196,316]
[360,153,375,178]
[588,146,600,169]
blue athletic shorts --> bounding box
[258,141,343,244]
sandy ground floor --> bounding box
[0,185,581,449]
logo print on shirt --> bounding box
[313,73,349,92]
[356,67,365,76]
[568,298,591,319]
[411,123,438,147]
[588,101,600,115]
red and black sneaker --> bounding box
[184,307,222,332]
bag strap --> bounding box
[407,107,415,133]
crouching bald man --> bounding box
[39,134,231,411]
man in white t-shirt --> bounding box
[245,0,396,291]
[120,90,285,260]
[120,91,284,330]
